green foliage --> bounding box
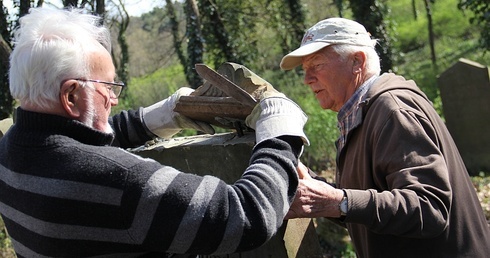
[0,217,14,258]
[458,0,490,50]
[111,64,186,115]
[471,172,490,220]
[391,13,427,52]
[199,0,261,69]
[315,217,353,257]
[114,0,490,170]
[263,0,306,58]
[388,0,489,112]
[120,6,181,78]
[349,0,396,71]
[260,69,339,170]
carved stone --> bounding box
[174,62,274,130]
[438,58,490,175]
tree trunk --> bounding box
[63,0,79,8]
[104,0,130,102]
[335,0,345,17]
[19,0,30,17]
[412,0,418,19]
[0,35,13,119]
[166,0,188,84]
[96,0,105,16]
[185,0,204,89]
[424,0,437,68]
[286,0,306,56]
[199,0,234,69]
[0,2,13,119]
[349,0,395,73]
[0,36,10,77]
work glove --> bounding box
[142,87,215,139]
[245,91,309,146]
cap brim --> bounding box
[280,42,331,70]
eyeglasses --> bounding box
[75,79,125,98]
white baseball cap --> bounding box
[280,18,377,70]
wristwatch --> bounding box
[339,191,348,216]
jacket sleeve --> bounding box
[346,107,451,238]
[123,136,302,254]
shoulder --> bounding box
[55,138,162,175]
[365,73,432,118]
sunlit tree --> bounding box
[348,0,395,72]
[458,0,490,50]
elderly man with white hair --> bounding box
[282,17,490,257]
[0,7,308,257]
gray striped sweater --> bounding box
[0,108,301,257]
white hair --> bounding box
[330,44,381,76]
[9,7,112,109]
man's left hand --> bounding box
[285,162,344,219]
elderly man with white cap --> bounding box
[282,17,490,257]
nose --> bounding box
[303,70,316,86]
[110,97,118,106]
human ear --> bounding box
[60,80,82,118]
[352,51,367,74]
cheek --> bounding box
[95,91,111,110]
[315,91,332,109]
[93,107,112,133]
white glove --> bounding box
[142,87,215,139]
[245,95,309,146]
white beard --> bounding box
[82,90,113,134]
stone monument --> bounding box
[438,58,490,175]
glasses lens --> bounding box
[76,79,124,98]
[112,85,122,98]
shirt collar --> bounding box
[336,75,379,153]
[338,75,378,120]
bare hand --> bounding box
[285,162,344,219]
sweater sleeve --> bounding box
[346,108,451,238]
[109,107,154,148]
[124,136,302,254]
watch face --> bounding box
[340,198,348,214]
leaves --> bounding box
[457,0,490,50]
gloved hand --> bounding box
[142,87,215,139]
[245,91,309,146]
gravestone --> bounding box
[437,58,490,175]
[131,132,323,257]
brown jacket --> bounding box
[339,73,490,257]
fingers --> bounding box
[195,121,215,134]
[174,87,194,97]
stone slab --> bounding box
[131,132,323,257]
